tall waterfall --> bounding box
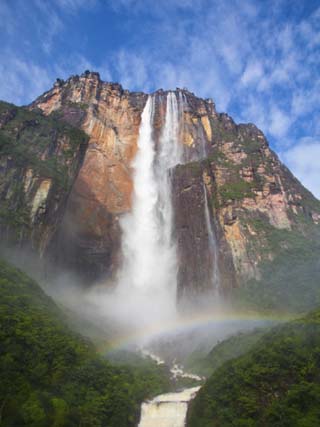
[156,92,183,265]
[116,92,182,328]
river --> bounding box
[138,350,202,427]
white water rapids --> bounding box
[138,387,200,427]
[139,351,202,427]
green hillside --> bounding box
[185,328,267,377]
[233,219,320,313]
[0,259,170,427]
[187,310,320,427]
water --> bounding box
[155,91,183,286]
[119,95,164,293]
[139,350,201,427]
[203,184,220,292]
[82,90,222,335]
[114,92,183,329]
[138,387,200,427]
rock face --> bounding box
[0,101,88,260]
[32,73,147,279]
[2,71,319,300]
[172,161,236,299]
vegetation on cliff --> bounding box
[0,259,170,427]
[0,101,87,189]
[187,309,320,427]
[234,215,320,313]
[0,101,88,248]
[218,179,255,203]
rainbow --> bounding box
[96,308,294,356]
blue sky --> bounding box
[1,0,320,197]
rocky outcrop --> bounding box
[25,71,320,296]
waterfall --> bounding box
[120,96,161,292]
[138,387,200,427]
[159,92,183,169]
[203,185,220,293]
[138,350,201,427]
[156,91,183,261]
[193,103,220,294]
[116,92,182,328]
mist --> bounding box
[44,91,266,359]
[0,90,272,363]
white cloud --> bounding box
[53,0,97,12]
[291,85,319,117]
[237,94,268,131]
[18,0,64,54]
[115,51,150,91]
[282,138,320,198]
[0,51,112,106]
[0,53,52,105]
[109,0,206,14]
[241,61,264,86]
[277,24,294,53]
[0,0,319,202]
[299,18,320,49]
[268,107,292,138]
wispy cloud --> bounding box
[53,0,97,13]
[241,61,264,86]
[0,0,319,197]
[0,52,52,105]
[0,50,110,106]
[282,138,320,198]
[0,1,15,34]
[33,0,64,53]
[269,107,293,139]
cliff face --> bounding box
[11,71,319,299]
[172,110,320,297]
[31,73,147,278]
[0,101,87,259]
[31,72,219,281]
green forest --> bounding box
[185,328,267,378]
[2,255,320,426]
[187,309,320,427]
[0,259,170,427]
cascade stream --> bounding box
[138,352,202,427]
